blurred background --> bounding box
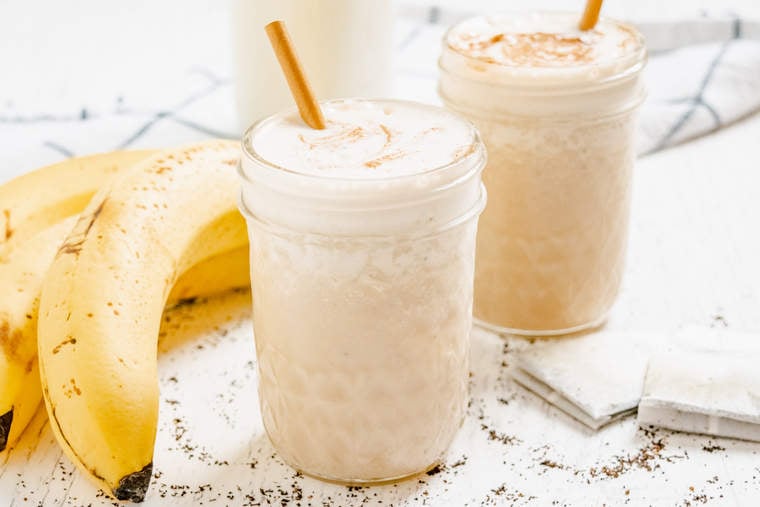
[2,0,759,175]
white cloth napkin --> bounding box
[512,332,660,429]
[638,328,760,442]
[636,17,760,154]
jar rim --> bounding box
[239,182,488,239]
[240,98,485,187]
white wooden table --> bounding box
[4,112,760,506]
[2,1,760,505]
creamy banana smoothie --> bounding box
[239,99,486,483]
[439,12,646,335]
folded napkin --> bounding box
[512,332,660,429]
[638,329,760,442]
[513,327,760,441]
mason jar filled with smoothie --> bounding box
[239,98,486,482]
[439,11,647,335]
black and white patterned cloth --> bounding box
[395,7,760,155]
[2,6,759,180]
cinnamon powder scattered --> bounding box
[587,433,687,479]
[480,423,522,446]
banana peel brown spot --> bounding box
[52,336,77,354]
[114,462,153,502]
[0,408,13,451]
[2,209,11,241]
[173,297,197,309]
[0,318,23,361]
[0,319,8,351]
[58,239,85,256]
[62,378,82,398]
[59,198,107,256]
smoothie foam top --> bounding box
[247,99,478,180]
[446,12,643,69]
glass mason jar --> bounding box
[239,99,486,483]
[439,13,647,336]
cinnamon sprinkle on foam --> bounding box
[364,150,408,169]
[452,31,600,66]
[298,126,365,149]
[446,14,642,68]
[252,99,477,178]
[453,143,478,161]
[379,124,393,148]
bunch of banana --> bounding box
[37,140,249,502]
[1,151,152,257]
[0,218,75,452]
[1,151,152,452]
[1,143,250,501]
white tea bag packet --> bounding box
[638,327,760,442]
[512,331,662,429]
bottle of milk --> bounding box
[232,0,394,132]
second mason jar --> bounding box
[439,12,647,336]
[239,99,486,483]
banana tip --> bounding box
[114,462,153,502]
[0,409,13,452]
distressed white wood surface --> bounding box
[1,113,759,506]
[2,0,760,504]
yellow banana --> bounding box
[38,140,248,502]
[0,150,249,454]
[0,151,154,451]
[0,218,76,452]
[167,246,250,304]
[0,228,249,455]
[0,151,153,258]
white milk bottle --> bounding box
[232,0,393,131]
